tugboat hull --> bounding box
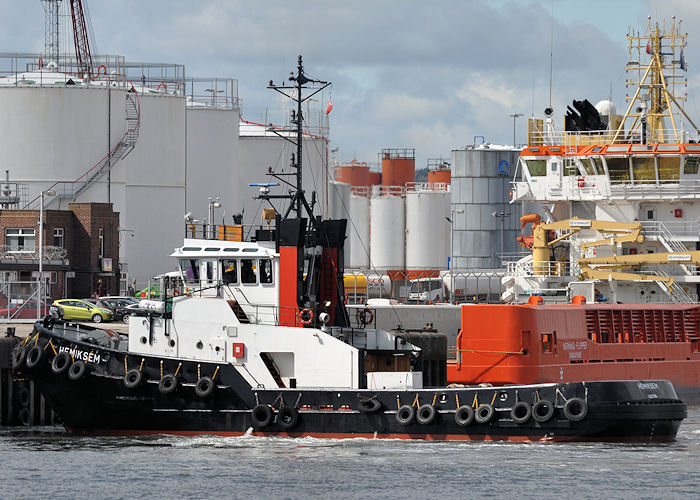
[15,329,687,442]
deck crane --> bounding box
[69,0,93,78]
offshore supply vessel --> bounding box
[449,19,700,402]
[11,57,686,441]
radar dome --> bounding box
[595,100,616,117]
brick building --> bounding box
[0,203,120,299]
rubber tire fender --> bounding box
[12,348,27,371]
[416,404,436,425]
[51,352,72,375]
[158,374,178,395]
[563,397,588,422]
[532,400,555,423]
[25,345,47,370]
[454,405,475,427]
[510,401,532,424]
[396,404,415,426]
[475,403,495,424]
[251,404,274,428]
[123,369,143,389]
[68,360,88,381]
[357,398,382,414]
[278,406,299,430]
[18,407,31,427]
[195,376,215,398]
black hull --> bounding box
[14,329,687,442]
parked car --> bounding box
[52,299,113,323]
[97,297,139,324]
[0,300,53,319]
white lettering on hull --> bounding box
[58,345,102,364]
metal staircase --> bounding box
[41,89,140,208]
[641,221,696,276]
[654,269,696,304]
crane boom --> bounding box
[69,0,93,77]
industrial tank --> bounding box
[348,191,370,268]
[328,181,352,264]
[381,148,415,187]
[370,188,405,269]
[428,166,451,185]
[405,188,450,269]
[335,160,370,187]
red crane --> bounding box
[69,0,93,78]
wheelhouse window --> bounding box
[631,157,655,181]
[259,259,273,284]
[525,159,547,176]
[605,157,630,181]
[179,258,200,281]
[683,155,700,174]
[241,259,257,284]
[658,156,680,182]
[222,259,238,284]
[5,228,35,251]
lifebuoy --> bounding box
[454,405,475,426]
[38,57,43,70]
[532,400,554,422]
[416,404,436,425]
[563,397,588,422]
[251,404,273,428]
[195,376,215,398]
[475,403,495,424]
[157,82,166,91]
[395,404,415,425]
[278,406,299,429]
[359,308,374,326]
[68,360,88,381]
[51,352,71,375]
[158,374,178,394]
[510,401,532,424]
[96,64,107,78]
[123,369,143,389]
[25,345,46,370]
[357,398,382,414]
[298,308,314,326]
[577,176,585,188]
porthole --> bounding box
[196,341,203,349]
[140,336,147,344]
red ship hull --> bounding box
[447,303,700,404]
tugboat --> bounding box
[13,57,687,441]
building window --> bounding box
[5,228,36,252]
[98,228,104,258]
[53,228,64,248]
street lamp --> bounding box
[208,197,222,239]
[38,189,56,318]
[509,113,523,146]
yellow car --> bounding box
[52,299,113,323]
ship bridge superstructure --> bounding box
[505,18,700,305]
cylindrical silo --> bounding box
[381,148,415,187]
[427,166,451,185]
[405,189,450,269]
[370,190,405,269]
[450,148,522,270]
[348,191,370,268]
[329,180,352,265]
[334,160,370,187]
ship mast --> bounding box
[261,55,330,224]
[614,17,699,143]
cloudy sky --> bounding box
[3,0,700,169]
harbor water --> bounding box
[1,406,698,499]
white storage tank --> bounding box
[370,189,405,269]
[405,188,450,269]
[348,192,370,268]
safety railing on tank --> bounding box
[405,182,450,192]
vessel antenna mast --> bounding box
[262,55,329,223]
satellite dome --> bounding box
[595,100,616,116]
